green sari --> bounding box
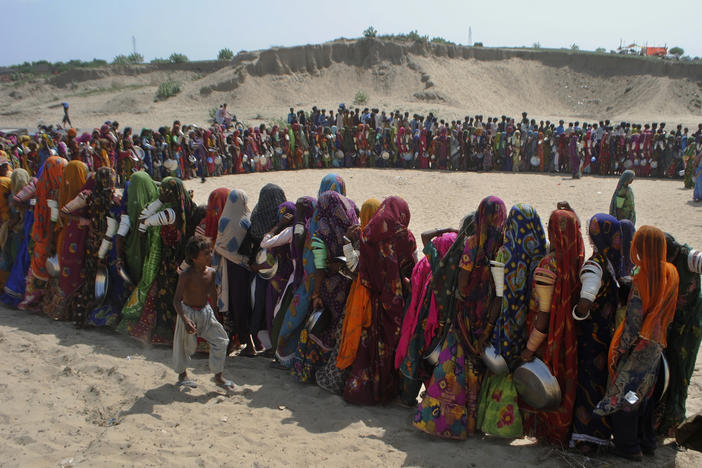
[116,172,162,334]
[658,236,702,435]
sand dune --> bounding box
[2,38,700,131]
[1,169,701,467]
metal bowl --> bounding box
[94,265,109,304]
[46,255,60,278]
[305,307,330,337]
[481,344,509,376]
[659,353,670,401]
[513,357,562,410]
[423,323,449,367]
[117,265,134,287]
[255,248,278,280]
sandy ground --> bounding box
[1,169,701,467]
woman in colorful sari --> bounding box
[270,196,316,356]
[319,198,380,394]
[260,201,296,346]
[0,169,33,307]
[212,189,255,353]
[275,174,347,368]
[595,226,678,461]
[249,183,287,348]
[43,160,88,320]
[18,156,67,311]
[609,170,636,225]
[693,152,702,202]
[657,234,702,436]
[395,229,459,406]
[343,196,416,404]
[414,196,506,439]
[130,177,199,344]
[520,208,584,447]
[292,190,359,382]
[570,214,622,453]
[116,173,162,335]
[65,168,120,326]
[478,204,547,438]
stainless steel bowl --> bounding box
[117,265,134,287]
[481,344,509,376]
[513,357,562,410]
[94,265,109,304]
[46,255,60,278]
[659,353,670,401]
[255,248,278,280]
[305,307,329,336]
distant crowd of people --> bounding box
[1,104,701,200]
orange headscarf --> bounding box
[30,156,67,281]
[56,160,88,250]
[335,198,381,369]
[609,226,679,375]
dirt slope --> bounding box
[1,38,700,130]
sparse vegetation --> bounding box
[169,53,189,64]
[430,37,455,45]
[532,42,541,49]
[155,79,182,101]
[670,47,684,57]
[363,26,377,38]
[571,43,580,51]
[127,52,144,64]
[353,90,369,105]
[595,47,606,54]
[112,55,129,65]
[150,57,169,64]
[208,107,218,119]
[217,48,234,61]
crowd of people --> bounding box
[0,121,699,460]
[1,104,701,199]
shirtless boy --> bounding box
[172,236,234,391]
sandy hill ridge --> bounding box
[1,38,701,130]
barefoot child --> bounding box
[173,236,234,390]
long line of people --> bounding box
[0,155,699,458]
[1,106,702,200]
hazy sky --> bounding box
[2,0,699,66]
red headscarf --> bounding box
[203,188,231,243]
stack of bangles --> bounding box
[526,329,547,352]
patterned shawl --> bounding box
[587,213,623,279]
[492,203,547,367]
[250,183,286,240]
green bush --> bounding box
[363,26,377,38]
[169,53,189,64]
[217,48,234,60]
[353,90,368,105]
[112,54,129,65]
[150,57,169,64]
[127,52,144,64]
[595,47,606,54]
[155,79,182,101]
[669,47,684,57]
[532,42,541,49]
[570,43,580,51]
[430,37,454,45]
